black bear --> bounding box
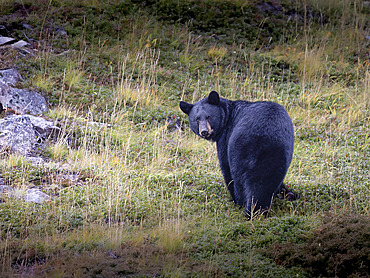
[180,91,297,216]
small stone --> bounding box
[0,36,16,46]
[24,188,50,203]
[22,23,33,31]
[0,185,13,194]
[27,156,45,165]
[11,40,29,49]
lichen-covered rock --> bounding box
[26,114,60,138]
[0,115,37,154]
[0,114,60,154]
[0,68,22,86]
[0,87,49,115]
[0,68,48,115]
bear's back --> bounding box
[228,100,294,152]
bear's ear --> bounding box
[208,91,220,105]
[179,101,193,115]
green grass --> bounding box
[0,0,369,277]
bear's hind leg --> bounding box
[241,183,274,217]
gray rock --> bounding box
[0,114,60,154]
[24,188,50,203]
[0,87,49,115]
[0,115,37,154]
[0,185,13,194]
[0,68,22,86]
[0,36,29,50]
[0,36,16,46]
[26,114,61,137]
[0,184,52,204]
[26,156,45,165]
[0,68,48,115]
[11,40,29,49]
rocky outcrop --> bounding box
[0,87,49,115]
[0,65,58,203]
[0,45,83,204]
[0,114,37,154]
[0,66,58,156]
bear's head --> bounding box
[179,91,224,141]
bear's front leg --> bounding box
[219,161,238,203]
[217,141,237,202]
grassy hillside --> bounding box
[0,0,369,277]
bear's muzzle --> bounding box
[199,120,213,139]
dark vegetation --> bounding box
[269,213,370,278]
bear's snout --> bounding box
[198,120,213,139]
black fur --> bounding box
[180,91,295,215]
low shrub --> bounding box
[270,213,370,278]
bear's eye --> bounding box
[206,116,211,120]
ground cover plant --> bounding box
[0,0,369,277]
